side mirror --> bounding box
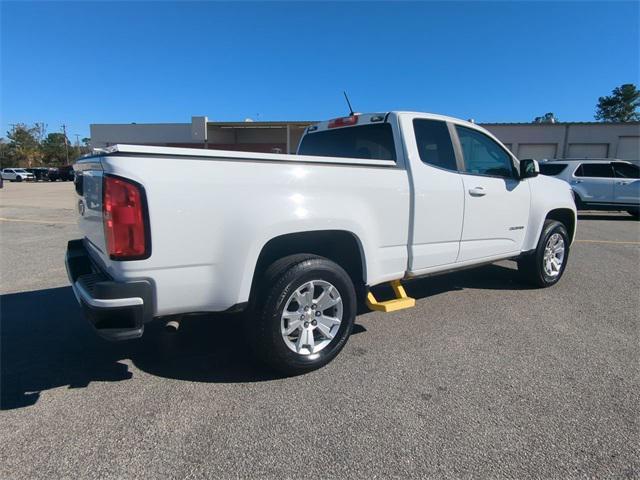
[519,158,539,179]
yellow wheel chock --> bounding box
[366,280,416,312]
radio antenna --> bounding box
[343,91,355,116]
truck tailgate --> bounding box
[74,159,108,263]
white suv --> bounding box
[539,159,639,218]
[1,168,35,182]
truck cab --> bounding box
[298,112,575,274]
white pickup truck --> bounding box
[67,111,576,374]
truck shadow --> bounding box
[0,286,283,410]
[1,263,524,410]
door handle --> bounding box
[572,180,583,184]
[468,186,486,197]
[617,181,629,185]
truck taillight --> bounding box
[103,175,150,260]
[328,115,359,128]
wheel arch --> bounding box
[545,208,576,244]
[248,230,367,305]
[571,189,584,209]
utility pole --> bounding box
[61,124,69,164]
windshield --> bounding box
[298,123,396,161]
[14,169,27,173]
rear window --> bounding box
[612,162,640,179]
[298,123,396,161]
[539,163,568,176]
[575,163,614,178]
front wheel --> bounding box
[251,254,356,375]
[518,220,570,288]
[627,208,639,219]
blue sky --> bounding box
[1,1,638,139]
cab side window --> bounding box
[413,119,458,171]
[456,126,515,178]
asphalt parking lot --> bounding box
[1,181,638,479]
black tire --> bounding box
[518,219,570,288]
[251,254,356,375]
[627,209,639,219]
[16,176,23,182]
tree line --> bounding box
[533,83,639,124]
[0,124,91,169]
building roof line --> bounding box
[208,121,314,127]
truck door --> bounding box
[454,125,530,262]
[402,117,465,273]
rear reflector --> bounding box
[103,175,150,260]
[328,115,359,128]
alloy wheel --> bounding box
[280,280,343,355]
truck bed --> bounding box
[74,144,411,317]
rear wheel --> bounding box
[251,254,356,375]
[518,220,570,288]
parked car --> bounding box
[1,168,35,182]
[539,159,639,218]
[46,168,61,181]
[26,167,50,181]
[67,111,577,374]
[58,165,75,181]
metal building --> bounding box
[482,121,640,161]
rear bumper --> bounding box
[65,239,154,341]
